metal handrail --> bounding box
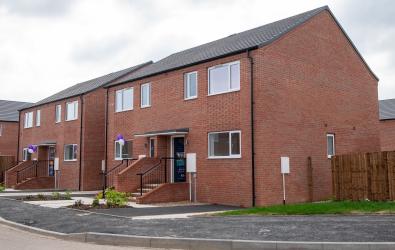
[105,158,137,176]
[16,160,50,184]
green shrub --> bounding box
[37,194,46,200]
[0,185,5,192]
[52,192,61,200]
[105,188,127,207]
[24,195,34,200]
[96,192,103,200]
[92,198,100,207]
[74,200,83,207]
[63,190,72,200]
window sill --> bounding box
[115,108,133,113]
[208,88,240,97]
[65,118,78,122]
[64,159,77,162]
[208,156,241,159]
[184,96,197,101]
[140,105,151,109]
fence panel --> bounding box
[0,155,16,183]
[332,151,395,201]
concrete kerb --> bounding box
[1,217,395,250]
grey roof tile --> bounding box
[22,61,152,110]
[106,6,329,87]
[0,100,32,122]
[379,99,395,120]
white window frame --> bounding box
[327,133,335,159]
[22,148,31,161]
[36,110,41,127]
[55,105,61,123]
[64,144,78,161]
[184,71,198,100]
[115,87,134,112]
[65,101,78,121]
[24,112,33,128]
[208,130,241,159]
[208,60,240,96]
[0,124,3,136]
[114,140,133,160]
[140,83,151,108]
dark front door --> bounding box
[48,146,55,176]
[173,137,186,182]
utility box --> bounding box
[186,153,196,173]
[54,158,60,171]
[281,157,290,174]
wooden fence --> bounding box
[0,155,15,184]
[331,151,395,201]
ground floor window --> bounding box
[208,130,241,158]
[64,144,78,161]
[327,133,335,158]
[115,140,133,160]
[22,148,31,161]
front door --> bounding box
[172,137,186,182]
[48,146,55,176]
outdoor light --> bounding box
[116,134,125,146]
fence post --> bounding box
[307,156,313,202]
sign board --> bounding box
[186,153,196,173]
[281,156,290,174]
[54,158,59,171]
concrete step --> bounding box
[143,184,161,188]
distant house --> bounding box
[5,62,151,190]
[103,6,380,206]
[379,99,395,151]
[0,100,32,158]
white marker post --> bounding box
[280,157,290,205]
[186,153,197,202]
[54,158,59,189]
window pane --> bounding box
[115,142,121,159]
[209,65,229,94]
[230,63,240,90]
[116,90,123,111]
[74,102,78,119]
[189,73,197,97]
[122,141,133,158]
[327,135,334,156]
[36,110,41,126]
[141,84,150,106]
[73,145,78,159]
[66,103,74,120]
[56,105,61,122]
[123,88,133,110]
[209,132,230,156]
[231,132,240,155]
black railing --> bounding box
[16,160,50,184]
[136,157,186,196]
[104,158,136,189]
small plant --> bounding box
[24,195,34,200]
[74,199,83,207]
[96,192,103,200]
[0,185,5,192]
[63,190,72,200]
[92,198,100,207]
[105,188,127,207]
[52,192,61,200]
[37,194,46,200]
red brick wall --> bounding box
[18,90,106,191]
[380,120,395,151]
[137,183,189,204]
[0,121,19,157]
[252,11,380,205]
[107,10,380,207]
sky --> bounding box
[0,0,394,102]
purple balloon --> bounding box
[116,134,124,141]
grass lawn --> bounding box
[218,201,395,216]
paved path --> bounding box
[0,223,168,250]
[1,198,395,242]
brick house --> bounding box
[5,62,151,190]
[104,6,380,207]
[379,99,395,151]
[0,100,32,157]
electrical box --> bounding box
[101,160,106,172]
[54,158,59,171]
[281,156,290,174]
[186,153,196,173]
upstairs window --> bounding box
[66,101,78,121]
[36,110,41,126]
[23,148,32,161]
[208,130,241,158]
[115,88,134,112]
[0,124,3,136]
[55,105,61,123]
[64,144,78,161]
[208,61,240,95]
[141,83,151,108]
[327,134,335,158]
[184,71,198,99]
[115,140,133,160]
[24,112,33,128]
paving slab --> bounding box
[1,197,395,242]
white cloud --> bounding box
[0,0,392,102]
